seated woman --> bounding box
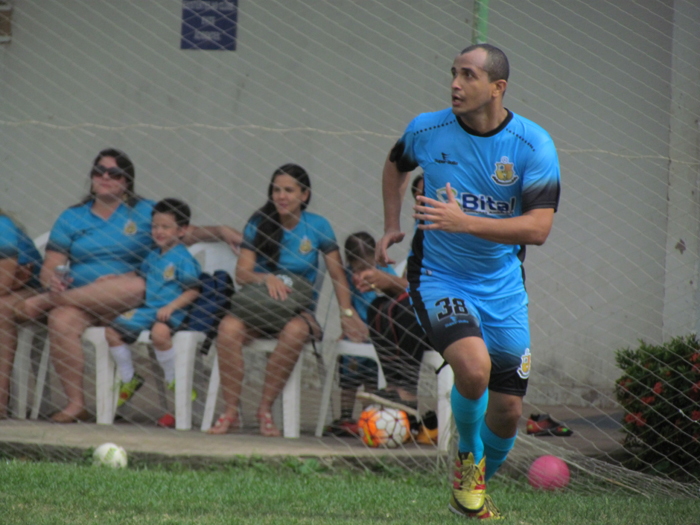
[17,148,242,423]
[209,163,367,436]
[0,211,43,419]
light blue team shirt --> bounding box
[393,108,561,297]
[346,265,398,324]
[138,243,202,328]
[46,199,156,288]
[241,210,338,287]
[0,215,43,288]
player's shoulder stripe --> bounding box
[506,112,555,153]
[410,108,457,136]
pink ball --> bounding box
[528,455,570,490]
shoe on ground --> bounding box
[167,380,197,401]
[117,373,145,408]
[526,413,573,437]
[449,493,502,520]
[157,413,176,428]
[415,424,438,445]
[449,452,501,519]
[324,418,360,437]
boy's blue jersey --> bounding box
[241,210,338,286]
[347,264,398,324]
[139,244,201,327]
[0,215,43,285]
[46,199,155,288]
[394,108,560,297]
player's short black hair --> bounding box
[153,198,191,227]
[460,43,509,83]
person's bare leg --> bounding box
[53,275,145,319]
[150,322,173,353]
[207,315,252,434]
[20,274,145,323]
[48,305,93,419]
[257,316,311,437]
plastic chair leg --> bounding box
[13,325,38,419]
[29,335,51,420]
[436,364,454,453]
[314,345,340,437]
[83,327,118,425]
[172,331,205,431]
[281,356,303,438]
[201,350,220,432]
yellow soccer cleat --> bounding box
[448,452,502,519]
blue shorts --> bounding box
[111,307,182,344]
[408,274,531,397]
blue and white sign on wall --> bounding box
[181,0,238,51]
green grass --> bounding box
[1,459,699,524]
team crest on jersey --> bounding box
[162,263,175,281]
[123,220,137,236]
[517,348,531,379]
[299,236,312,255]
[491,156,519,186]
[120,309,136,320]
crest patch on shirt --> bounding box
[299,236,312,255]
[517,348,531,379]
[163,263,175,281]
[120,309,136,320]
[123,220,137,236]
[491,156,519,186]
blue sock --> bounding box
[451,385,488,462]
[481,423,517,481]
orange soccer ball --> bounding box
[358,405,410,448]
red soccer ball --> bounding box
[528,455,570,490]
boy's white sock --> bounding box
[109,345,134,383]
[156,347,176,384]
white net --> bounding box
[1,0,699,498]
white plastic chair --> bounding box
[86,241,236,429]
[420,350,454,453]
[11,232,50,420]
[200,260,327,438]
[314,339,387,437]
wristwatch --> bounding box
[340,308,354,318]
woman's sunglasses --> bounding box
[90,165,128,180]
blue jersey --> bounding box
[139,244,201,327]
[346,265,398,324]
[241,210,338,286]
[393,108,560,297]
[46,199,155,288]
[0,215,43,287]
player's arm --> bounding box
[183,225,243,254]
[324,249,368,343]
[415,182,554,245]
[157,287,200,322]
[377,153,409,266]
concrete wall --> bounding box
[1,0,698,410]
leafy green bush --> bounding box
[615,334,700,479]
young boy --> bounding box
[105,198,201,410]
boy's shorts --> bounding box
[408,274,531,397]
[111,307,182,344]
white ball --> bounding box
[93,442,128,468]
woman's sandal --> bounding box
[207,414,241,435]
[258,412,281,437]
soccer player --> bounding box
[377,43,560,519]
